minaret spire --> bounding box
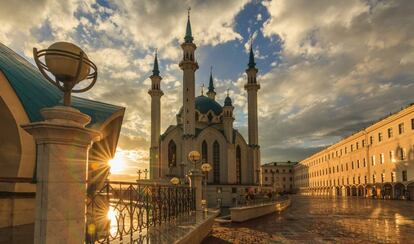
[207,65,216,100]
[185,7,193,43]
[152,49,160,76]
[248,40,256,69]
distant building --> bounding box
[261,161,297,193]
[294,104,414,200]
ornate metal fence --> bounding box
[86,181,196,243]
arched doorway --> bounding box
[357,186,364,197]
[407,182,414,201]
[394,183,405,200]
[383,183,393,199]
[336,186,342,196]
[345,186,351,196]
[351,186,357,196]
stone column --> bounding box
[189,169,203,211]
[22,106,101,244]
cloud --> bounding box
[258,0,414,162]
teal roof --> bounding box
[195,95,222,115]
[0,43,124,128]
[224,95,232,106]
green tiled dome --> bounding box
[0,42,124,128]
[195,95,222,115]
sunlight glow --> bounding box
[108,153,125,174]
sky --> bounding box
[1,0,414,179]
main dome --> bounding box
[195,95,223,115]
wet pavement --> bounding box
[203,196,414,243]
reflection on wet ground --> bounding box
[203,196,414,243]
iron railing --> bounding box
[86,181,196,243]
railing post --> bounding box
[22,106,101,244]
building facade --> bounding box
[261,162,297,193]
[294,104,414,200]
[148,12,261,206]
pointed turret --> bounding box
[184,7,193,43]
[248,44,256,69]
[207,66,216,100]
[223,89,234,142]
[152,50,160,76]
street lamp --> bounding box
[201,163,212,211]
[170,177,180,185]
[188,151,201,171]
[33,42,98,106]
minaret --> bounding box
[207,66,216,100]
[148,51,164,179]
[179,8,199,137]
[223,90,234,142]
[244,43,261,184]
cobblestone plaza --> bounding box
[204,196,414,243]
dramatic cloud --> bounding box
[1,0,413,174]
[259,0,414,162]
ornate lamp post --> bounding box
[201,163,212,211]
[143,169,148,180]
[33,42,98,106]
[23,42,101,244]
[188,150,201,171]
[137,169,142,181]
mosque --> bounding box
[148,12,261,201]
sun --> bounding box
[108,153,125,174]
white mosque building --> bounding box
[148,12,261,205]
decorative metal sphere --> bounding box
[201,163,212,172]
[45,42,90,82]
[33,42,98,106]
[188,151,201,163]
[170,177,180,185]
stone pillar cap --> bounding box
[40,106,91,127]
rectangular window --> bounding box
[370,136,374,145]
[389,150,395,163]
[350,145,353,152]
[388,128,393,138]
[412,118,414,130]
[363,158,366,167]
[391,172,396,183]
[372,174,376,183]
[380,153,384,164]
[358,176,361,184]
[364,176,367,184]
[378,132,383,142]
[399,123,404,134]
[351,161,354,170]
[352,177,355,184]
[371,155,376,166]
[356,142,359,150]
[401,148,407,160]
[357,160,360,168]
[381,173,385,183]
[265,177,268,181]
[402,170,408,181]
[345,163,348,171]
[345,147,348,154]
[362,140,365,147]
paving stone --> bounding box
[203,196,414,243]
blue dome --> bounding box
[195,95,223,115]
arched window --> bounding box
[213,141,220,183]
[202,140,208,163]
[168,140,177,167]
[236,145,242,184]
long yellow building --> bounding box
[294,104,414,200]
